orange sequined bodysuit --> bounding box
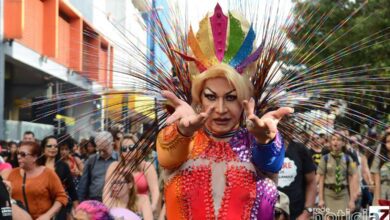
[157,124,285,220]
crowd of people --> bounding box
[0,125,388,220]
[0,2,389,219]
[0,129,160,220]
[275,126,390,219]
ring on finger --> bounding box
[246,120,254,129]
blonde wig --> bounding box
[191,63,254,106]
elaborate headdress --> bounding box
[176,4,263,74]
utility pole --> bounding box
[55,81,61,135]
[149,0,156,76]
[0,0,5,139]
[132,0,157,86]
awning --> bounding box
[103,93,156,120]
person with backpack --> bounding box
[77,131,118,202]
[318,131,358,217]
[371,131,390,205]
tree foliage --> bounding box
[287,0,390,125]
[289,0,390,69]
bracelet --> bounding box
[158,124,193,151]
[158,135,190,151]
[10,199,17,205]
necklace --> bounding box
[204,127,238,139]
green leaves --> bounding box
[287,0,390,125]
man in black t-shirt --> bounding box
[278,141,317,220]
[0,176,12,220]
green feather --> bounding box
[223,12,246,63]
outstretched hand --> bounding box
[162,91,215,136]
[243,98,294,144]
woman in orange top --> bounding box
[5,141,68,220]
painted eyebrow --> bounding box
[204,87,236,95]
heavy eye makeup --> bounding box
[225,93,237,101]
[203,88,237,102]
[203,90,217,101]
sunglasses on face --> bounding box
[17,151,32,158]
[45,144,58,148]
[121,144,135,153]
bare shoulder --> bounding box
[142,161,157,173]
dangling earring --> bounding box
[240,111,246,127]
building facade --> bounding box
[0,0,147,141]
[0,0,115,141]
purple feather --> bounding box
[236,44,264,73]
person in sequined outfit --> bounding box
[155,4,294,219]
[157,64,292,219]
